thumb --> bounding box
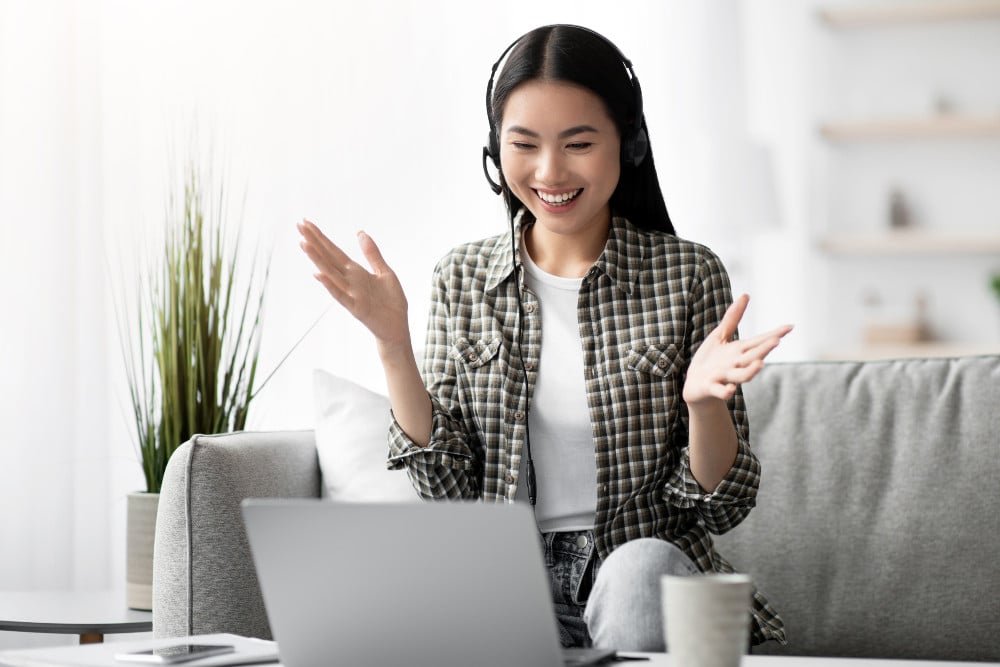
[357,231,391,273]
[718,293,749,342]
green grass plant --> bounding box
[116,161,270,493]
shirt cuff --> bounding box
[662,437,759,509]
[386,401,474,472]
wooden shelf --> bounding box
[820,231,1000,255]
[819,1,1000,28]
[820,115,1000,140]
[820,342,1000,361]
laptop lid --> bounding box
[241,499,565,667]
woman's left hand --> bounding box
[682,294,793,406]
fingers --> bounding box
[298,219,355,274]
[726,358,764,384]
[717,294,749,342]
[299,234,345,279]
[739,324,794,352]
[709,382,738,402]
[357,231,391,274]
[313,271,355,311]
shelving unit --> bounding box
[819,231,1000,255]
[813,1,1000,361]
[820,342,1000,361]
[819,0,1000,28]
[820,115,1000,140]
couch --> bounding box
[152,355,1000,661]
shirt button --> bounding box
[467,352,477,361]
[600,483,609,494]
[524,303,536,314]
[514,411,525,421]
[657,357,669,368]
[505,473,514,484]
[576,535,588,549]
[524,360,535,371]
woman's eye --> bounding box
[567,142,593,150]
[512,142,535,150]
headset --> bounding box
[481,24,649,196]
[480,26,648,507]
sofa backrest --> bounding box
[715,355,1000,662]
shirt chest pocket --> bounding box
[452,337,501,369]
[451,337,505,406]
[624,341,683,417]
[626,342,682,378]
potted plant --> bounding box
[115,160,270,610]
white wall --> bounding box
[0,2,793,627]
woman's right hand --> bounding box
[297,219,410,349]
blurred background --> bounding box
[1,0,999,648]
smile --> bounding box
[534,188,583,206]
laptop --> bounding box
[241,499,619,667]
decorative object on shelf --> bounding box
[888,188,912,229]
[862,290,931,344]
[114,158,271,610]
[991,272,1000,304]
[932,94,956,116]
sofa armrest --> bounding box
[153,430,321,640]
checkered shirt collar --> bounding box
[484,208,645,296]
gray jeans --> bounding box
[540,530,699,651]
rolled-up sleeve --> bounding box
[662,427,759,534]
[386,259,481,500]
[662,249,760,534]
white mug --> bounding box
[661,573,752,667]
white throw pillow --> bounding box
[313,369,418,502]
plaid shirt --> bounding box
[387,213,786,645]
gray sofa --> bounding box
[153,355,1000,661]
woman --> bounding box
[298,24,789,651]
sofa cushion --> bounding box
[715,355,1000,661]
[313,369,418,502]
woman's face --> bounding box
[499,79,621,239]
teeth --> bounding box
[536,189,581,205]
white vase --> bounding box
[126,491,160,611]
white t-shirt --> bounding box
[515,240,597,533]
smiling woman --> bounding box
[297,23,792,653]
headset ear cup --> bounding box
[628,128,648,167]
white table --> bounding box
[616,657,998,667]
[0,591,152,644]
[0,632,995,667]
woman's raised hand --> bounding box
[682,294,793,406]
[297,219,410,348]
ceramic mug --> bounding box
[661,573,752,667]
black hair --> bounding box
[490,25,675,235]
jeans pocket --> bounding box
[572,549,598,605]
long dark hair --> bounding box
[490,25,675,235]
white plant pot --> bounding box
[126,491,160,611]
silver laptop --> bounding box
[241,499,617,667]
